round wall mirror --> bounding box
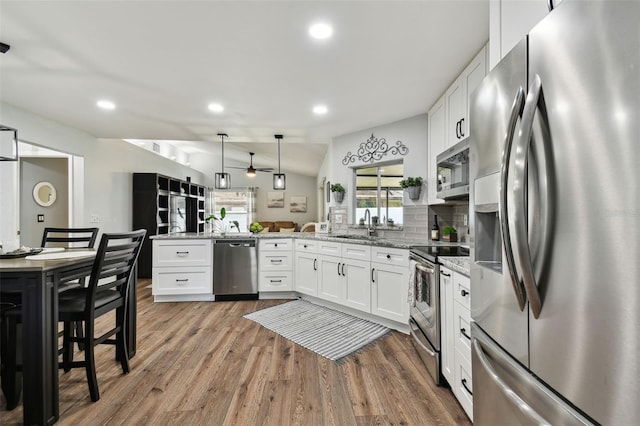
[33,181,57,207]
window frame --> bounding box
[352,160,404,225]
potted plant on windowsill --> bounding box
[399,176,423,200]
[205,207,240,236]
[442,226,458,242]
[331,183,345,203]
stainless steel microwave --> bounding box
[436,138,469,200]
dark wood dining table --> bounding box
[0,250,138,425]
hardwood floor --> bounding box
[1,280,471,425]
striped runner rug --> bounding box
[243,299,390,361]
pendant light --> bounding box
[273,134,286,190]
[215,133,231,189]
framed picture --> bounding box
[316,222,329,234]
[326,181,331,202]
[267,191,284,208]
[290,196,307,213]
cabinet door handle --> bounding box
[270,259,283,264]
[175,278,189,285]
[456,120,461,139]
[313,258,317,271]
[371,268,375,283]
[441,271,451,277]
[386,254,391,259]
[460,118,465,138]
[460,289,469,297]
[270,279,282,283]
[460,327,471,341]
[176,251,189,255]
[341,263,345,276]
[337,262,341,276]
[274,243,278,248]
[461,378,473,396]
[303,244,307,248]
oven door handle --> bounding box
[409,319,436,357]
[414,263,435,274]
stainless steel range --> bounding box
[409,245,468,386]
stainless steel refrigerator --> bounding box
[469,1,639,424]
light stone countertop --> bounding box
[150,231,420,250]
[438,256,470,277]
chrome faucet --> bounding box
[364,208,376,237]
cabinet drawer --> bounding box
[454,348,474,420]
[454,273,471,308]
[341,243,371,261]
[259,271,293,291]
[370,246,409,267]
[317,240,341,256]
[260,252,293,270]
[259,238,291,251]
[294,239,318,253]
[152,267,212,295]
[153,240,212,267]
[454,301,472,356]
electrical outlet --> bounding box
[335,214,343,224]
[90,214,100,223]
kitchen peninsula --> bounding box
[150,232,422,333]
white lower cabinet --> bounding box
[152,239,213,301]
[441,265,473,420]
[316,243,405,320]
[440,266,455,385]
[371,261,409,323]
[318,255,343,302]
[342,258,371,312]
[294,252,318,296]
[369,246,409,323]
[259,238,293,292]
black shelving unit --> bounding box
[133,173,207,278]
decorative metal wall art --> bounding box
[342,133,409,165]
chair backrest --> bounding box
[41,227,99,249]
[84,229,146,311]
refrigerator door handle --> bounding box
[499,86,527,311]
[472,339,551,425]
[513,74,544,319]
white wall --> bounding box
[0,102,205,245]
[205,164,319,227]
[326,114,428,223]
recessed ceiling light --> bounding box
[208,103,224,113]
[313,105,328,115]
[96,100,116,110]
[309,23,333,40]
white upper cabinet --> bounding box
[427,95,446,205]
[463,48,488,140]
[447,46,487,148]
[490,0,552,69]
[445,77,465,148]
[427,45,487,205]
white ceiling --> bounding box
[0,1,489,177]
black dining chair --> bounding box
[41,227,100,250]
[2,229,146,406]
[43,227,99,348]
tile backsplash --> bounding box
[429,203,470,243]
[328,203,469,243]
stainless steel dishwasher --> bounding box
[213,238,258,300]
